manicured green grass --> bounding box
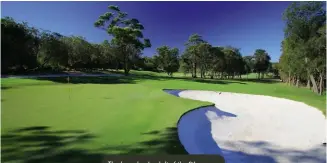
[1,71,325,163]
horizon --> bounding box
[2,1,297,62]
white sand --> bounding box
[178,90,326,163]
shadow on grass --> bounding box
[97,127,189,155]
[1,126,102,163]
[35,76,137,85]
[2,124,323,163]
[1,126,194,163]
[187,78,247,85]
[233,78,281,84]
[1,86,13,90]
[128,73,247,85]
[3,71,250,86]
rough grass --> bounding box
[1,70,325,163]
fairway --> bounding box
[1,71,325,163]
[2,1,326,163]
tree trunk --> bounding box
[307,78,311,89]
[116,63,119,71]
[319,73,323,95]
[192,62,197,78]
[296,77,299,87]
[304,59,318,93]
[200,68,204,78]
[124,63,130,76]
[287,71,291,85]
[292,76,296,86]
[309,74,319,93]
[123,52,130,76]
[258,72,260,79]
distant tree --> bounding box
[155,46,180,76]
[197,42,212,78]
[210,46,226,79]
[253,49,271,79]
[94,5,151,75]
[37,31,68,70]
[222,46,244,79]
[184,34,205,78]
[242,56,253,79]
[180,51,193,76]
[270,62,279,78]
[207,46,225,79]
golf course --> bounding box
[1,70,326,163]
[1,1,326,163]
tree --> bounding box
[94,5,151,75]
[280,2,326,94]
[253,49,271,79]
[142,56,158,72]
[208,46,225,79]
[155,46,180,76]
[61,36,92,69]
[1,17,39,74]
[184,34,205,78]
[307,24,326,94]
[180,51,193,76]
[197,43,212,78]
[243,56,254,79]
[37,31,68,70]
[270,62,279,78]
[222,46,244,79]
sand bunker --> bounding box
[166,90,326,163]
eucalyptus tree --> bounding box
[94,5,151,75]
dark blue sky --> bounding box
[2,1,293,62]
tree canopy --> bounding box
[278,2,326,94]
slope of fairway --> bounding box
[1,72,325,163]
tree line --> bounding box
[278,2,326,95]
[2,17,122,74]
[1,5,273,79]
[2,2,325,95]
